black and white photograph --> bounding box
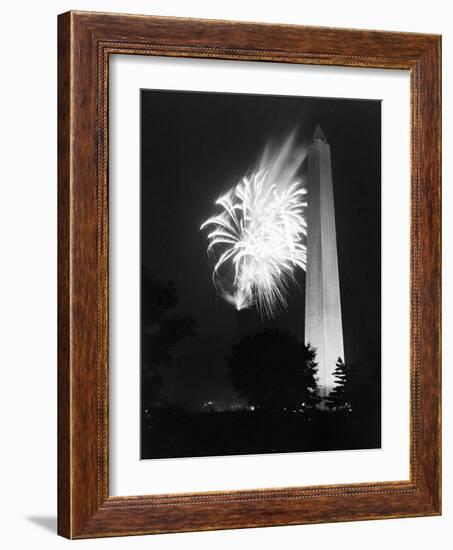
[140,89,381,460]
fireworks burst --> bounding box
[200,132,307,318]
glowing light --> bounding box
[200,132,307,318]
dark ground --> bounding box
[141,409,381,460]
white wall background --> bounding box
[0,1,450,548]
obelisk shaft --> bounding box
[305,127,344,396]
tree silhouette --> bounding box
[141,266,197,407]
[227,329,319,411]
[325,358,352,411]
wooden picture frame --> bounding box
[58,10,441,539]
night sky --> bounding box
[141,89,381,407]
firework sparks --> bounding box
[200,132,307,318]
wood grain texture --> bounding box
[57,10,441,539]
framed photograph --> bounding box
[58,11,441,538]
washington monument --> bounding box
[305,125,344,396]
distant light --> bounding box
[250,405,255,411]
